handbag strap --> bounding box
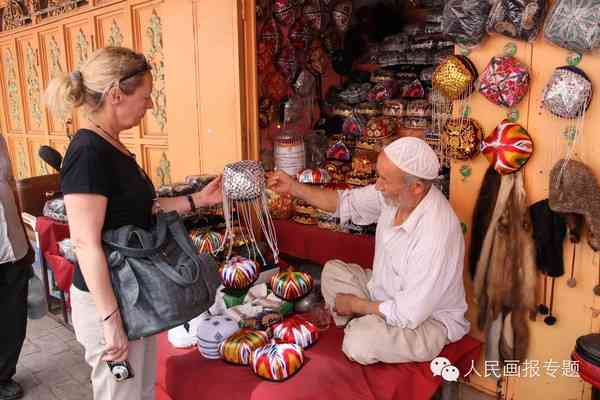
[103,211,202,286]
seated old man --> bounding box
[267,137,469,365]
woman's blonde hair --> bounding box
[45,46,150,117]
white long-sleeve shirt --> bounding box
[336,184,470,343]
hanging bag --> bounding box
[103,211,221,340]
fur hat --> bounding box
[549,159,600,251]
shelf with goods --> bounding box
[254,0,451,233]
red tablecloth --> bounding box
[35,216,74,291]
[156,327,481,400]
[273,220,376,268]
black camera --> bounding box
[107,360,134,382]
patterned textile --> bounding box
[270,271,314,301]
[303,0,329,32]
[326,141,352,161]
[442,118,483,160]
[480,120,533,175]
[544,0,600,53]
[479,56,530,108]
[486,0,546,42]
[442,0,493,47]
[219,329,269,365]
[220,256,260,289]
[542,66,593,119]
[250,343,304,381]
[289,19,314,50]
[273,316,319,348]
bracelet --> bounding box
[102,307,119,322]
[187,194,197,213]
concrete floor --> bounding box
[14,315,92,400]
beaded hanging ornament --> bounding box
[220,160,279,266]
[432,55,478,166]
[541,65,593,163]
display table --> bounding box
[156,326,480,400]
[273,220,376,268]
[156,219,482,400]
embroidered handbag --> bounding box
[103,211,221,340]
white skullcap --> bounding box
[383,137,440,180]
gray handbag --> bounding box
[103,211,221,340]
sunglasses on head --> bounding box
[119,61,152,84]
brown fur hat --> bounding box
[549,159,600,251]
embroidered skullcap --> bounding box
[383,137,440,180]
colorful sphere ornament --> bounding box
[480,120,534,175]
[219,328,270,365]
[250,342,304,381]
[442,118,483,160]
[270,270,314,301]
[272,316,319,348]
[220,256,260,289]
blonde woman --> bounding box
[45,47,222,400]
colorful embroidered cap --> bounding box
[297,168,332,184]
[486,0,546,42]
[433,55,478,100]
[442,118,483,160]
[326,141,351,161]
[480,120,534,175]
[219,329,270,365]
[270,270,315,301]
[544,0,600,53]
[220,256,260,289]
[250,342,304,381]
[479,56,530,108]
[273,0,298,26]
[272,316,319,349]
[365,116,396,139]
[542,66,593,119]
[332,1,353,32]
[196,313,239,359]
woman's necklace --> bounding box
[88,118,135,159]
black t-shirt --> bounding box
[60,129,156,291]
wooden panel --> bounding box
[94,7,131,48]
[7,135,31,179]
[143,144,170,187]
[39,27,69,135]
[63,17,94,130]
[0,40,25,134]
[27,136,51,175]
[132,1,167,138]
[16,34,46,133]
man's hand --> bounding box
[266,170,296,196]
[335,293,358,316]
